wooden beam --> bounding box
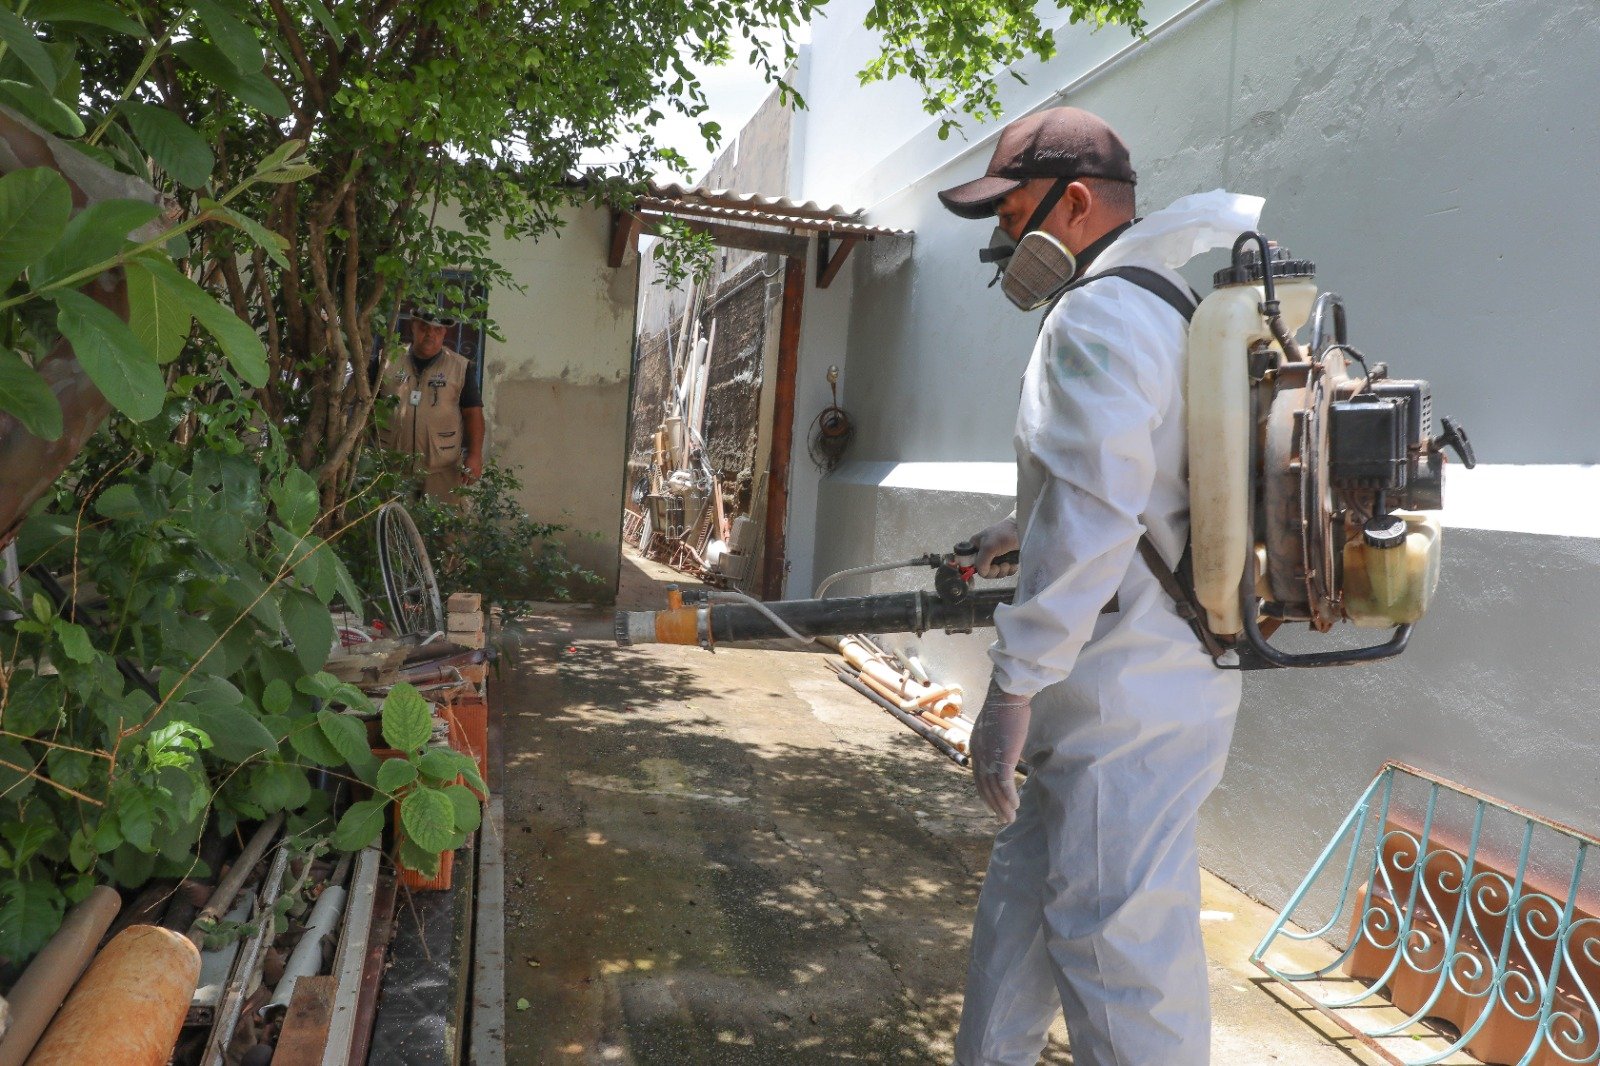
[761,255,806,601]
[635,213,808,258]
[816,234,861,289]
[607,210,641,268]
[269,976,338,1065]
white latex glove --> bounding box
[968,516,1020,578]
[971,678,1031,825]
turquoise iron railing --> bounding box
[1252,762,1600,1066]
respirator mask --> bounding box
[979,178,1078,311]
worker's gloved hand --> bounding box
[968,516,1020,578]
[971,679,1031,825]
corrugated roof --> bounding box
[643,182,909,237]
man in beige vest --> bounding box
[377,307,484,500]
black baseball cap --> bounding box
[408,306,458,327]
[938,107,1137,220]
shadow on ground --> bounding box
[491,553,1073,1065]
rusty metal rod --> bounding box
[189,814,284,946]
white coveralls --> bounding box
[956,191,1265,1066]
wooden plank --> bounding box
[469,797,507,1065]
[635,212,808,258]
[321,846,380,1066]
[761,255,806,600]
[272,975,339,1065]
[816,235,860,289]
[607,210,641,268]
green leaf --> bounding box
[317,709,376,778]
[53,289,164,421]
[68,827,96,872]
[330,796,386,851]
[32,198,162,287]
[94,482,143,520]
[397,835,440,878]
[124,257,193,364]
[0,345,62,439]
[251,761,309,812]
[254,138,305,174]
[263,678,292,715]
[189,0,261,73]
[516,998,530,1012]
[172,40,288,117]
[400,787,455,853]
[418,746,461,784]
[255,163,319,184]
[0,167,71,289]
[0,79,83,136]
[330,552,364,615]
[55,619,94,663]
[122,101,214,188]
[300,0,342,47]
[131,254,266,385]
[380,683,431,752]
[46,747,92,790]
[27,0,147,37]
[286,713,342,766]
[271,466,319,535]
[444,784,481,833]
[0,880,63,960]
[206,203,289,267]
[178,701,276,763]
[376,756,417,794]
[117,788,156,851]
[0,5,57,89]
[281,588,333,673]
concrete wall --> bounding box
[797,0,1600,908]
[461,203,638,600]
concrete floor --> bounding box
[493,550,1448,1065]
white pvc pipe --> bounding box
[261,883,348,1018]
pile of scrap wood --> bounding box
[624,280,757,588]
[0,592,497,1066]
[826,635,973,764]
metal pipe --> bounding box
[260,854,353,1019]
[201,844,289,1066]
[189,813,284,946]
[616,587,1014,647]
[829,662,968,767]
[0,886,121,1066]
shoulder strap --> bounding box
[1063,265,1200,322]
[1136,535,1230,661]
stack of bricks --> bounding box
[447,592,488,688]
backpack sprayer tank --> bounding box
[1186,233,1473,667]
[617,231,1474,669]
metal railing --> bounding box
[1252,762,1600,1066]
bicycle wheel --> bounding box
[376,501,444,636]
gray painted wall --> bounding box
[794,0,1600,910]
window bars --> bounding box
[1253,762,1600,1066]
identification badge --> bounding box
[409,390,421,406]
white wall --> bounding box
[799,0,1600,908]
[455,203,639,598]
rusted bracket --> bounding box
[816,233,860,289]
[608,209,642,268]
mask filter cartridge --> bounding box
[1001,232,1078,311]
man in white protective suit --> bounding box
[937,107,1264,1065]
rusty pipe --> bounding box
[189,813,284,946]
[0,886,121,1066]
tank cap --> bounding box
[1362,514,1408,550]
[1213,242,1316,288]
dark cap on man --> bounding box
[938,107,1136,220]
[408,306,457,328]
